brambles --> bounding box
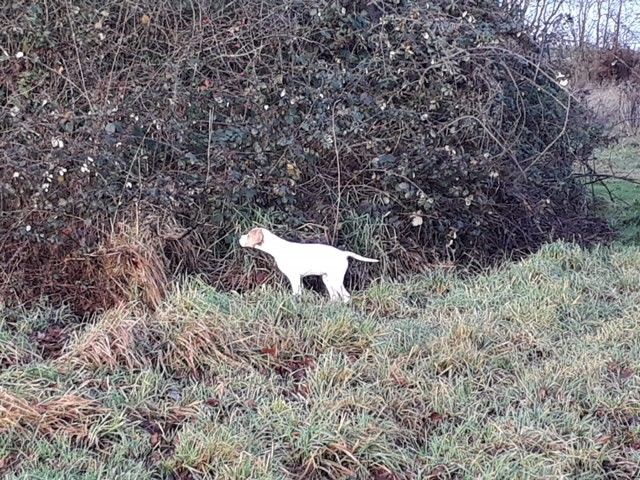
[0,0,609,312]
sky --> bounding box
[524,0,640,49]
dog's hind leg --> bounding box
[324,273,350,303]
[322,274,339,301]
[339,284,351,303]
[332,261,351,303]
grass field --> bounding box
[592,180,640,246]
[1,242,640,479]
[589,136,640,247]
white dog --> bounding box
[239,227,378,302]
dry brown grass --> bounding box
[0,389,108,444]
[0,208,197,316]
[153,306,244,376]
[586,82,640,135]
[58,304,148,371]
[97,216,173,311]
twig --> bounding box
[331,101,342,245]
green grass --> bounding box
[594,136,640,181]
[590,135,640,246]
[592,180,640,245]
[1,242,640,479]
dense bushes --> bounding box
[0,0,609,313]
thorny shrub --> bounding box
[0,0,610,313]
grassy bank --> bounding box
[1,242,639,479]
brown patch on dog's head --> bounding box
[246,228,264,247]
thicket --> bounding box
[0,0,609,314]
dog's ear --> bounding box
[247,228,264,247]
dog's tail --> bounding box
[346,252,379,263]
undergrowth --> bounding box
[1,0,610,315]
[1,242,639,479]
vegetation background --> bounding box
[1,0,639,478]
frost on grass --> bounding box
[0,243,639,478]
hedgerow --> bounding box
[0,0,609,313]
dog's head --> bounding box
[239,227,265,248]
